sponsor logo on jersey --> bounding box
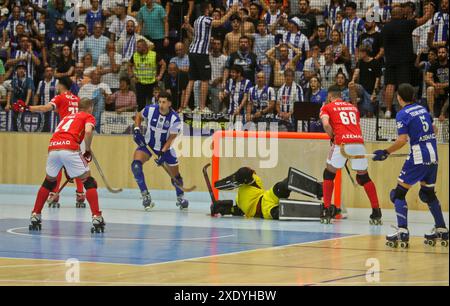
[49,140,72,146]
[397,121,404,129]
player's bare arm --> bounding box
[84,123,95,153]
[385,134,409,154]
[321,115,334,140]
[211,5,239,28]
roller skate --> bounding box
[75,192,86,208]
[29,213,42,231]
[320,206,332,224]
[91,215,105,233]
[142,191,155,211]
[369,208,383,225]
[47,192,60,208]
[176,195,189,210]
[424,227,449,247]
[386,226,409,248]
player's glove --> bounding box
[12,100,29,113]
[154,151,166,167]
[83,150,92,163]
[372,149,389,161]
[133,127,146,147]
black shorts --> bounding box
[188,53,212,81]
[384,63,412,87]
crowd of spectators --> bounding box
[0,0,448,133]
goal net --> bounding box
[210,131,342,209]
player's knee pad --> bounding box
[42,178,57,191]
[273,178,291,199]
[323,168,336,181]
[390,185,408,203]
[131,160,144,177]
[270,206,279,220]
[356,173,371,186]
[171,174,183,187]
[419,186,438,204]
[83,176,97,190]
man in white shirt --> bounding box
[209,38,227,113]
[78,70,112,131]
[109,3,136,41]
[97,41,123,92]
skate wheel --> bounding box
[426,239,436,246]
[91,227,95,234]
[400,242,409,249]
[386,241,396,248]
[441,240,449,247]
[369,220,374,225]
[29,225,32,231]
[101,228,104,233]
[56,203,60,208]
[38,224,41,231]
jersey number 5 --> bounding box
[55,119,74,133]
[419,115,429,132]
[339,111,357,125]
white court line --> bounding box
[6,227,235,242]
[142,234,364,267]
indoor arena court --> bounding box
[0,132,448,286]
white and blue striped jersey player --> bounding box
[396,103,438,186]
[139,104,181,166]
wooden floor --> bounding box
[0,235,447,286]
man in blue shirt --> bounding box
[373,83,448,248]
[137,0,169,55]
[131,92,187,211]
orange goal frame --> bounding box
[211,130,342,208]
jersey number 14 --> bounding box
[55,119,74,133]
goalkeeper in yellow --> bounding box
[212,167,291,220]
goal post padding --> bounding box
[211,131,342,207]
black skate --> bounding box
[424,227,449,247]
[369,208,383,225]
[29,213,42,231]
[91,215,105,234]
[386,226,409,248]
[47,192,60,208]
[320,206,332,224]
[176,195,189,210]
[75,192,86,208]
[142,191,155,211]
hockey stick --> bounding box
[202,163,217,203]
[146,145,196,192]
[46,179,70,203]
[340,145,409,160]
[344,161,356,187]
[91,153,123,193]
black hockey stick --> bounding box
[146,145,196,192]
[203,163,220,217]
[46,178,70,203]
[91,153,123,193]
[344,161,356,187]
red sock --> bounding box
[86,188,101,216]
[363,181,379,209]
[32,186,51,214]
[75,178,84,193]
[323,179,334,208]
[53,170,62,193]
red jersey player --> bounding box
[319,85,381,224]
[13,77,86,208]
[29,98,105,233]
